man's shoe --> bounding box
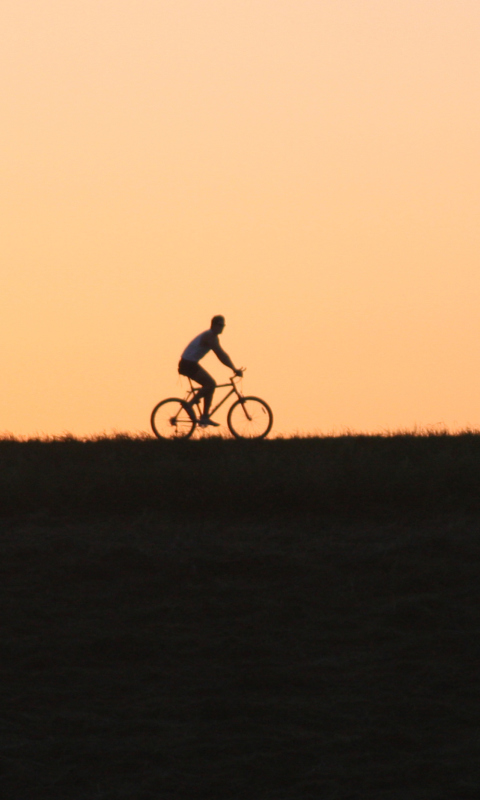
[198,415,220,427]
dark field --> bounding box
[2,434,480,798]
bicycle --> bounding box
[150,373,273,440]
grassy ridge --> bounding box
[2,433,480,797]
[1,432,480,518]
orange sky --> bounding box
[2,0,479,437]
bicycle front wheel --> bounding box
[151,398,195,440]
[227,397,273,439]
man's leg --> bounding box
[191,365,216,416]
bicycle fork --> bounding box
[237,395,253,421]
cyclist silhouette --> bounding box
[178,315,243,427]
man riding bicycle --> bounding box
[178,315,243,427]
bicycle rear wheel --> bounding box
[227,397,273,439]
[151,398,196,439]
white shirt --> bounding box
[181,331,212,362]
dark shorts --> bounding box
[178,358,200,379]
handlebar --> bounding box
[230,367,245,382]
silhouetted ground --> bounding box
[1,431,480,519]
[1,435,480,797]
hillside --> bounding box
[1,431,480,518]
[1,434,480,797]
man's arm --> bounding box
[210,336,242,374]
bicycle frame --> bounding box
[184,375,245,419]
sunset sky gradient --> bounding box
[2,0,479,436]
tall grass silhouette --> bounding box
[2,433,480,797]
[1,430,480,518]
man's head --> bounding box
[211,315,225,333]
